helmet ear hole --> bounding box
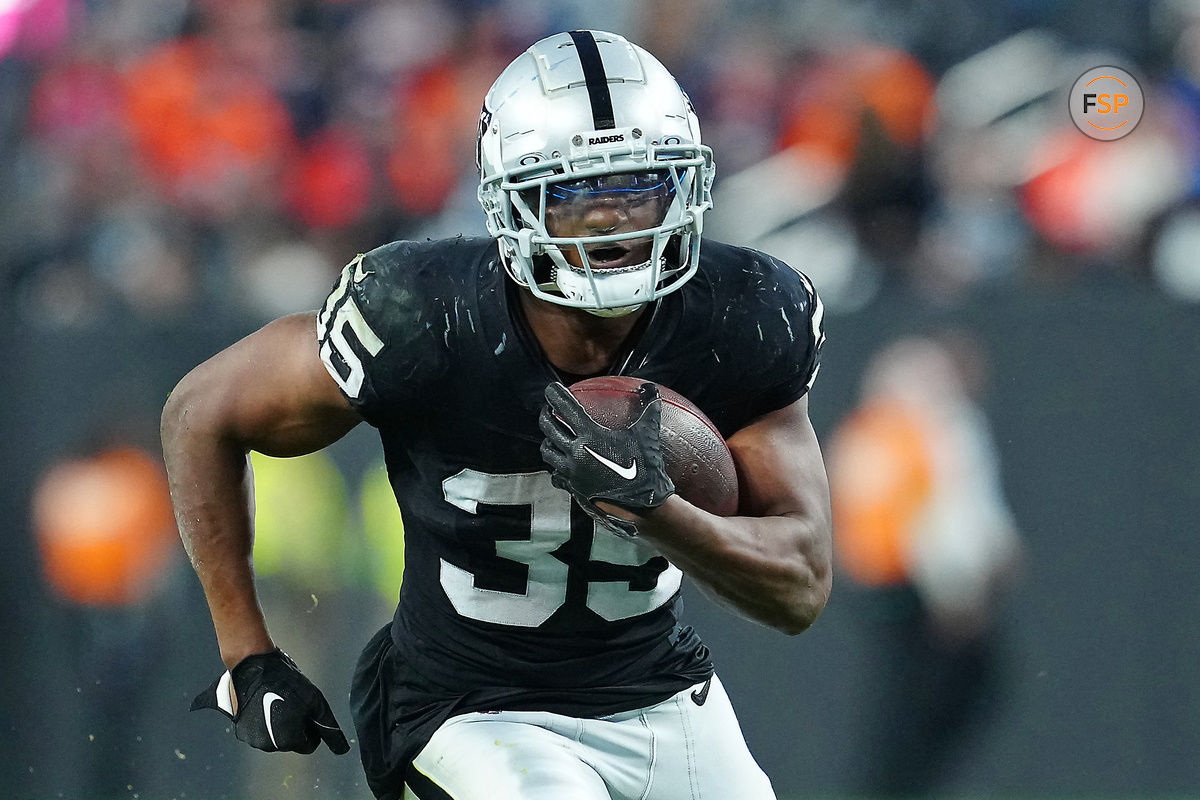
[531,254,555,286]
[664,234,682,266]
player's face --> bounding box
[536,171,676,270]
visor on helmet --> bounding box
[546,170,676,208]
[520,170,677,231]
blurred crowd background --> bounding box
[6,0,1200,326]
[3,1,1200,799]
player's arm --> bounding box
[161,312,361,667]
[630,394,832,635]
[542,387,831,635]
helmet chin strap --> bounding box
[584,303,644,318]
[529,275,641,316]
[576,257,650,317]
[550,253,661,315]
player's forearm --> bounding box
[161,316,362,667]
[632,496,832,635]
[162,386,275,669]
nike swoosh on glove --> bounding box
[191,649,350,755]
[539,381,675,536]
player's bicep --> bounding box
[727,395,831,526]
[169,313,361,458]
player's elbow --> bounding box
[161,376,190,452]
[775,580,830,636]
[773,549,832,636]
[735,568,829,636]
[161,368,225,455]
[775,618,813,637]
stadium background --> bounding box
[1,0,1198,798]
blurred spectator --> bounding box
[705,36,936,312]
[31,442,179,799]
[782,40,936,287]
[828,334,1023,796]
[1019,123,1187,281]
[915,28,1060,298]
[34,445,176,607]
[121,1,297,222]
[778,40,934,172]
[384,15,513,219]
[282,123,375,230]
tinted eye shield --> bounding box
[516,171,677,232]
[508,174,692,250]
[542,172,676,207]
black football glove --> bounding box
[539,381,675,536]
[191,649,350,755]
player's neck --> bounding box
[517,290,649,377]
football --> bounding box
[568,376,739,516]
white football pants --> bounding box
[402,674,776,800]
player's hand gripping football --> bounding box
[191,649,350,755]
[539,381,675,536]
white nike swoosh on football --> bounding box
[583,446,637,479]
[263,692,284,748]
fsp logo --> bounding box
[1069,66,1144,141]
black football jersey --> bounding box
[317,236,824,768]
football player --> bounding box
[163,30,831,800]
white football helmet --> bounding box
[477,30,715,316]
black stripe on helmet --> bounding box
[567,30,616,130]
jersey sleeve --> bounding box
[316,243,448,425]
[693,247,827,437]
[685,246,826,437]
[759,254,826,407]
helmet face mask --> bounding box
[477,31,714,315]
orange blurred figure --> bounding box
[122,36,295,217]
[33,446,176,607]
[779,43,935,169]
[830,400,933,587]
[828,335,1022,796]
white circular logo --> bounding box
[1069,66,1144,141]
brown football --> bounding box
[568,376,739,516]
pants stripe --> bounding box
[406,765,457,800]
